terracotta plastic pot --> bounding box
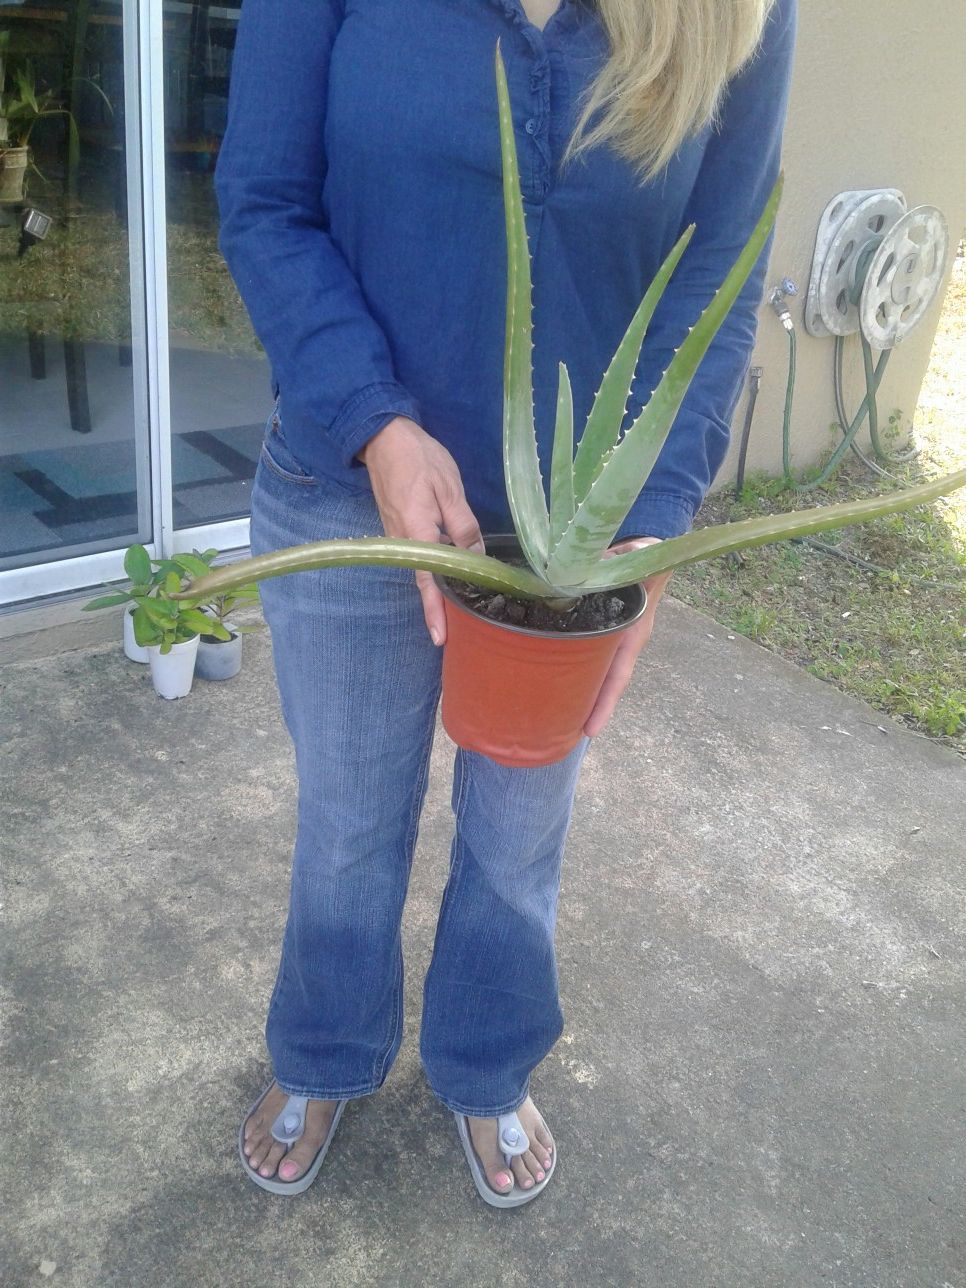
[437,536,646,768]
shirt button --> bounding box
[525,118,537,135]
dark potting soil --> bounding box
[446,580,633,633]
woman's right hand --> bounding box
[358,416,484,645]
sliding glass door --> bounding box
[0,0,150,585]
[0,0,264,607]
[163,1,269,540]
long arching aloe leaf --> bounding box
[545,176,783,587]
[496,44,550,575]
[571,467,966,588]
[569,223,694,507]
[176,538,554,601]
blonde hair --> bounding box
[568,0,778,178]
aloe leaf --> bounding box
[545,176,783,586]
[570,224,694,505]
[574,467,966,588]
[176,537,556,602]
[496,44,549,574]
[548,362,576,547]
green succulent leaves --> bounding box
[496,45,550,572]
[496,43,782,590]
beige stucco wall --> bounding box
[716,0,966,490]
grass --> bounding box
[673,248,966,755]
[0,167,261,355]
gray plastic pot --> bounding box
[196,626,242,681]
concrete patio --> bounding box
[1,599,964,1287]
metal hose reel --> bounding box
[805,189,949,348]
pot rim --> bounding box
[434,534,647,641]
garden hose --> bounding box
[734,365,762,496]
[784,333,892,492]
[832,336,908,482]
[789,536,965,592]
[779,323,797,480]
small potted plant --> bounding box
[83,543,160,663]
[180,49,966,764]
[128,571,213,700]
[0,61,78,204]
[176,549,261,681]
[85,545,211,697]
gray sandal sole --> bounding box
[454,1110,556,1209]
[239,1083,346,1196]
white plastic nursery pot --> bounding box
[123,604,150,663]
[147,635,200,700]
[196,625,242,681]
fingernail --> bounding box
[430,627,441,646]
[470,540,485,554]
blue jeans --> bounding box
[249,417,587,1116]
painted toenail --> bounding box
[522,1177,534,1188]
[536,1171,545,1181]
[495,1172,511,1188]
[280,1163,298,1179]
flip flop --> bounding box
[454,1109,556,1209]
[238,1082,346,1196]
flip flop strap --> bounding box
[271,1094,309,1145]
[497,1111,529,1164]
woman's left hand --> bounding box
[583,537,672,738]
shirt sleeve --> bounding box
[618,0,798,542]
[214,0,420,470]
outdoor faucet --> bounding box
[768,277,798,332]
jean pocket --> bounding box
[260,410,318,486]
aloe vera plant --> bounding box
[182,47,966,608]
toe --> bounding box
[510,1156,535,1190]
[465,1117,514,1195]
[521,1148,545,1184]
[277,1137,318,1183]
[256,1140,286,1179]
[532,1121,554,1169]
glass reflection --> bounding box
[165,1,269,530]
[0,0,146,573]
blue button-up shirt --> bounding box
[216,0,796,540]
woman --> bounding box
[216,0,796,1207]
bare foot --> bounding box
[465,1097,555,1196]
[242,1083,339,1183]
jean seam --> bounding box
[370,673,440,1088]
[428,1079,531,1119]
[259,443,318,487]
[274,1077,382,1101]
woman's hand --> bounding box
[583,537,672,738]
[358,416,484,645]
